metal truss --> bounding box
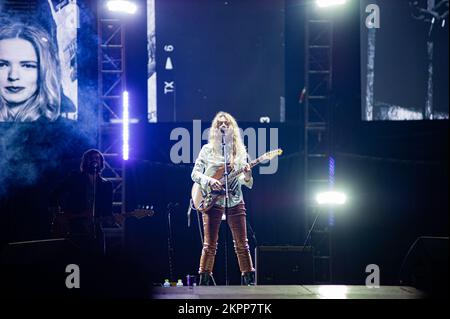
[97,7,127,214]
[304,6,334,284]
[0,0,38,12]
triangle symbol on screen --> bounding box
[165,57,173,70]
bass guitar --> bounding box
[50,207,155,238]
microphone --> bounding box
[167,202,179,209]
[187,200,193,227]
[89,161,99,172]
[220,127,226,134]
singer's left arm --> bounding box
[238,162,253,189]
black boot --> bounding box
[241,271,255,286]
[199,272,212,286]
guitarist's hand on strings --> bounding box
[243,163,252,181]
[209,178,222,191]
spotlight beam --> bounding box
[107,0,137,14]
[315,191,347,206]
[316,0,347,8]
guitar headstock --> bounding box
[260,149,283,161]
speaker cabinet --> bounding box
[0,238,82,297]
[1,238,80,264]
[400,236,449,297]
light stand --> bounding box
[167,202,178,283]
[221,128,231,286]
[91,166,98,241]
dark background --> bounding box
[361,0,449,119]
[154,0,285,123]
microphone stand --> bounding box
[221,129,230,286]
[91,168,97,242]
[167,203,177,283]
[85,165,99,255]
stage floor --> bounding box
[152,285,426,299]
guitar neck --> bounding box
[228,157,264,180]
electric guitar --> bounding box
[50,207,155,238]
[191,149,283,213]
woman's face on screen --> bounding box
[0,38,38,106]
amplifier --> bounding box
[255,245,314,285]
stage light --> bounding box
[123,91,130,160]
[315,191,347,206]
[316,0,347,8]
[106,0,137,14]
[111,118,139,124]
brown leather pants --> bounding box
[199,202,255,275]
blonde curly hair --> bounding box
[208,111,247,167]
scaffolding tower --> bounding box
[304,6,334,284]
[97,5,127,214]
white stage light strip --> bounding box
[123,91,130,160]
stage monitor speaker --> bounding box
[1,238,147,298]
[399,236,449,298]
[255,245,314,285]
[1,238,80,265]
[0,238,83,297]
